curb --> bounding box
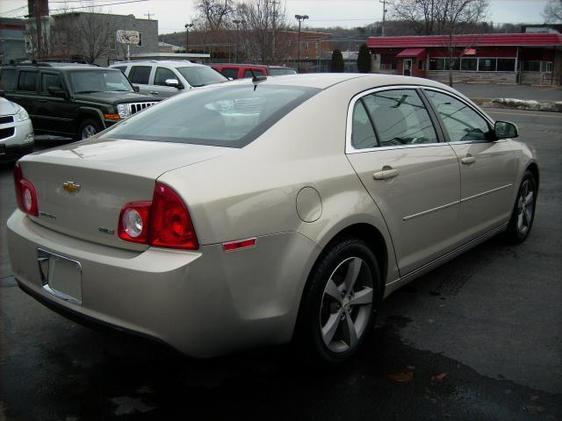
[471,97,562,113]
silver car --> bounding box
[110,60,228,98]
[7,74,538,362]
[0,97,34,161]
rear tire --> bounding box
[505,170,537,243]
[78,119,102,140]
[294,238,382,364]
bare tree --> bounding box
[235,0,288,64]
[391,0,488,86]
[543,0,562,23]
[196,0,235,31]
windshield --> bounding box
[177,66,227,87]
[269,68,297,76]
[69,70,133,94]
[102,84,319,147]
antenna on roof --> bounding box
[249,69,267,91]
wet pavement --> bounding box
[1,109,561,420]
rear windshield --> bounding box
[176,66,227,87]
[102,84,319,148]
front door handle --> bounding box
[461,154,476,165]
[373,166,400,180]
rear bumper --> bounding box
[7,210,317,357]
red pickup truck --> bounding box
[210,64,297,79]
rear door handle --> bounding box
[373,166,399,180]
[461,154,476,165]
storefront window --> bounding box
[478,58,497,71]
[497,58,516,71]
[541,61,553,72]
[522,61,540,72]
[461,58,477,71]
[429,58,445,70]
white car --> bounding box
[0,97,34,161]
[110,60,228,98]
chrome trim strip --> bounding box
[461,184,513,203]
[345,85,443,155]
[403,200,460,221]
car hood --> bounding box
[73,91,160,105]
[0,97,20,115]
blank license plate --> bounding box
[38,249,82,305]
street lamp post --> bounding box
[294,14,309,72]
[184,23,194,52]
[232,19,245,63]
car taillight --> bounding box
[118,182,199,250]
[13,162,39,216]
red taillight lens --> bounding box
[150,182,199,250]
[117,182,199,250]
[13,163,39,216]
[118,201,151,244]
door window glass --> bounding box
[351,101,378,149]
[154,67,177,86]
[361,89,438,146]
[425,90,491,142]
[42,73,63,92]
[221,68,238,79]
[128,66,152,84]
[243,69,265,78]
[17,71,37,91]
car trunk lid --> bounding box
[19,137,232,250]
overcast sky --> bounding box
[0,0,551,34]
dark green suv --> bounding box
[0,63,160,140]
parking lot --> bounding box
[0,108,561,420]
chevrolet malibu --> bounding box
[7,74,538,362]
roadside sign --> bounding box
[116,30,140,45]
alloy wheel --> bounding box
[81,124,97,139]
[516,179,535,236]
[319,256,373,353]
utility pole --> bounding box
[379,0,387,36]
[295,14,309,72]
[233,19,245,62]
[272,0,279,63]
[144,12,153,20]
[184,23,194,53]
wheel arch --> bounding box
[77,107,106,129]
[526,162,539,191]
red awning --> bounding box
[396,48,426,58]
[463,48,477,55]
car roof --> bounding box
[210,63,269,69]
[2,62,98,70]
[111,60,204,67]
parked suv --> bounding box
[110,60,228,98]
[0,63,160,140]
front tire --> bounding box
[295,238,381,364]
[505,170,537,243]
[78,119,102,140]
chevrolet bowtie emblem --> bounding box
[63,181,81,193]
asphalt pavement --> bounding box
[0,108,561,420]
[454,83,562,102]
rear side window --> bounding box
[0,69,17,90]
[351,101,378,149]
[154,67,177,86]
[128,66,152,84]
[361,89,438,147]
[103,85,319,148]
[424,90,490,142]
[221,68,238,79]
[41,73,63,92]
[243,69,265,78]
[17,71,38,91]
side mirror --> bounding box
[133,85,140,92]
[48,86,68,99]
[494,120,518,140]
[164,79,183,89]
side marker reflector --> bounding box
[223,238,257,252]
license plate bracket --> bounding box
[38,248,82,305]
